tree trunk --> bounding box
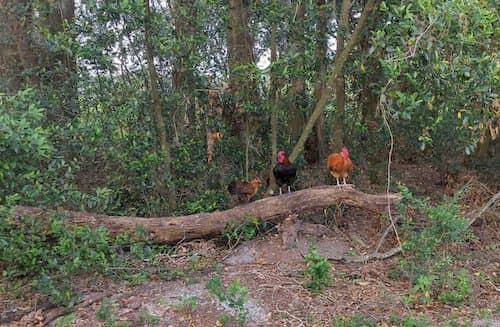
[288,1,307,141]
[330,0,351,152]
[226,0,257,174]
[227,0,256,104]
[45,0,77,122]
[311,0,331,160]
[13,187,401,244]
[171,0,197,142]
[358,25,383,183]
[144,0,177,212]
[289,0,376,163]
[0,0,37,93]
[268,24,279,193]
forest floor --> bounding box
[1,162,499,327]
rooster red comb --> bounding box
[277,151,287,163]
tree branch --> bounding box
[288,0,377,162]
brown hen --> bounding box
[327,147,353,186]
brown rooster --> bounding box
[227,177,261,204]
[327,147,353,186]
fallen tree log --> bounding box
[13,186,401,244]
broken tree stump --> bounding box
[13,186,401,244]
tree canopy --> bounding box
[0,0,497,215]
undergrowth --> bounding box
[0,206,173,307]
[397,185,473,307]
[206,272,249,326]
[223,215,264,247]
[303,245,333,294]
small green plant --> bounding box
[206,274,226,300]
[331,313,376,327]
[303,245,332,294]
[390,315,431,327]
[216,314,231,326]
[136,308,160,325]
[123,272,147,286]
[158,268,185,281]
[206,274,249,326]
[55,314,76,327]
[406,274,436,305]
[438,269,471,306]
[175,296,200,316]
[306,312,316,325]
[223,215,262,247]
[96,298,119,327]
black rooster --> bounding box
[273,151,297,195]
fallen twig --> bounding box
[466,191,500,228]
[339,246,402,263]
[44,291,111,325]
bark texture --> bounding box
[13,186,401,244]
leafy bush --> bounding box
[0,206,182,306]
[303,245,333,294]
[0,88,117,211]
[223,215,263,247]
[0,89,54,204]
[206,274,249,326]
[397,185,472,306]
[0,208,117,306]
[177,190,228,215]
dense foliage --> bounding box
[0,0,497,215]
[0,0,497,316]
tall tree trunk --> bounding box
[311,0,331,160]
[268,23,279,193]
[357,21,383,183]
[0,0,77,121]
[288,1,307,141]
[44,0,77,122]
[0,0,37,93]
[227,0,256,105]
[227,0,257,174]
[289,0,376,162]
[171,0,197,142]
[144,0,176,212]
[330,0,350,152]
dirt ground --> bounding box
[1,163,499,326]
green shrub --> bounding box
[397,185,472,306]
[0,207,181,306]
[223,215,263,246]
[206,274,249,326]
[303,245,333,294]
[0,209,117,306]
[0,88,117,212]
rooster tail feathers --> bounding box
[227,181,237,194]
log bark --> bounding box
[13,186,400,244]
